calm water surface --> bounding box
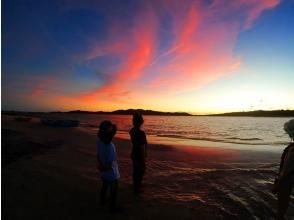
[49,114,293,148]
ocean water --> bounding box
[48,113,293,148]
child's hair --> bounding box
[132,112,144,127]
[98,120,117,144]
[284,119,294,141]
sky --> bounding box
[2,0,294,114]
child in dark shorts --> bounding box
[129,113,147,193]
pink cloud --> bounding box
[209,0,280,29]
[30,76,57,97]
[145,0,279,92]
[76,4,157,103]
[85,23,131,60]
[63,0,280,107]
[244,0,280,29]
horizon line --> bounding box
[2,108,294,116]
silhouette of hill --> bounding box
[66,109,192,116]
[2,109,294,117]
[205,110,294,117]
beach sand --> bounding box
[2,115,294,220]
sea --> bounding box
[48,113,293,151]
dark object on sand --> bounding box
[41,118,80,127]
[14,117,32,122]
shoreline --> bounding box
[115,131,285,153]
[79,125,286,153]
[4,113,291,149]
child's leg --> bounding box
[100,179,109,205]
[277,177,292,219]
[138,161,146,187]
[133,160,145,192]
[132,160,141,191]
[109,180,118,210]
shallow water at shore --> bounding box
[44,113,293,148]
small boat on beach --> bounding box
[41,118,80,127]
[14,117,32,122]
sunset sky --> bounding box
[2,0,294,114]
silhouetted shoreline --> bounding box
[2,109,294,117]
[203,110,294,117]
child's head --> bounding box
[98,120,117,144]
[284,119,294,141]
[132,112,144,127]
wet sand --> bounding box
[2,115,294,220]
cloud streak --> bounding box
[76,3,157,103]
[72,0,280,107]
[5,0,281,111]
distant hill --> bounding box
[205,110,294,117]
[66,109,192,116]
[2,109,294,117]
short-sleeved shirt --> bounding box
[129,127,147,160]
[96,140,120,181]
[281,143,294,178]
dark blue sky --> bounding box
[2,0,294,113]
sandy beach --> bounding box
[2,115,294,220]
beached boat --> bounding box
[41,118,80,127]
[14,117,32,122]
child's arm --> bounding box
[97,161,113,172]
[143,132,147,158]
[279,147,289,176]
[102,144,117,171]
[280,146,294,179]
[144,144,147,158]
[138,144,147,160]
[101,162,113,171]
[97,153,113,171]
